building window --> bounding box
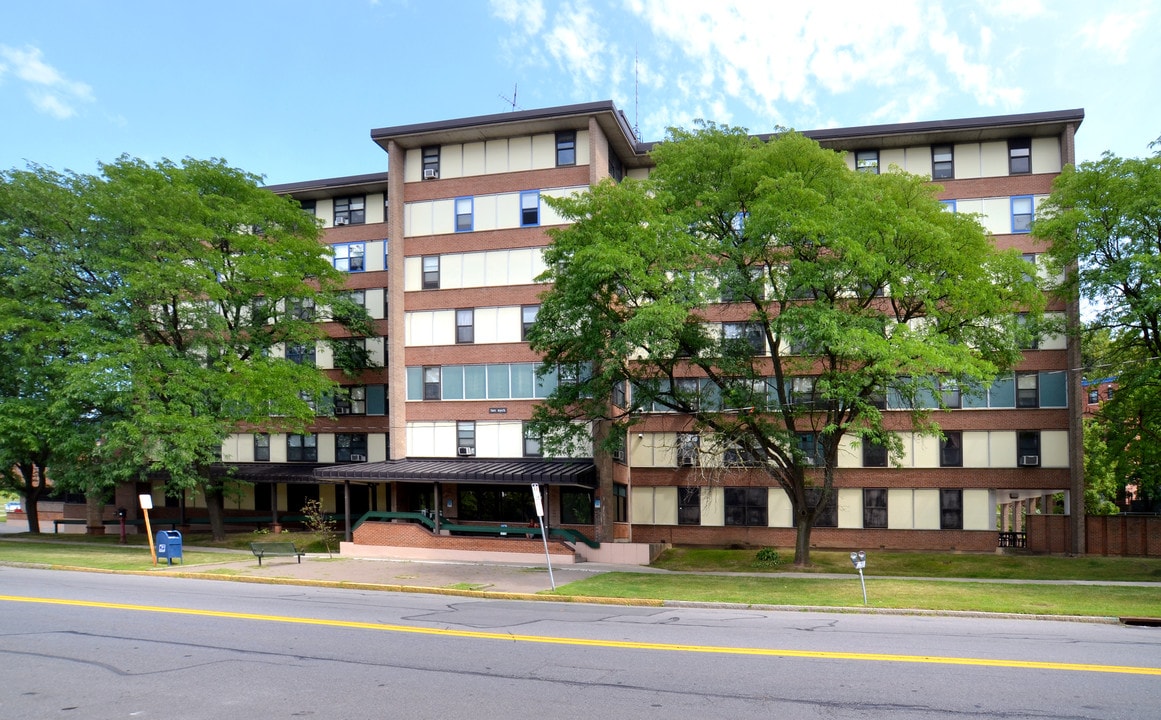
[1017,431,1041,466]
[796,432,826,467]
[334,196,365,225]
[287,434,317,462]
[1088,388,1100,404]
[939,378,962,409]
[677,433,700,467]
[521,305,538,340]
[939,489,963,529]
[454,197,473,232]
[725,487,767,526]
[862,438,888,468]
[608,152,624,182]
[286,344,315,365]
[805,488,838,527]
[288,297,315,321]
[940,431,963,467]
[1106,385,1115,401]
[422,255,440,290]
[300,199,316,216]
[422,146,440,179]
[334,386,366,415]
[613,483,627,522]
[346,289,366,308]
[940,199,957,212]
[1017,312,1039,350]
[560,488,594,524]
[423,366,441,400]
[336,433,368,462]
[523,422,542,457]
[457,421,475,456]
[333,242,365,272]
[855,149,879,174]
[724,440,761,467]
[1011,196,1034,233]
[678,487,701,525]
[1016,371,1039,408]
[456,308,474,344]
[863,489,887,529]
[556,131,576,166]
[1008,138,1031,175]
[520,190,540,227]
[254,434,270,462]
[723,321,765,355]
[932,144,954,180]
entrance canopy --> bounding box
[314,457,597,488]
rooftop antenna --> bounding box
[500,83,520,112]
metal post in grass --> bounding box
[850,550,867,605]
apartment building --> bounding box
[212,101,1083,558]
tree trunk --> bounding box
[793,516,813,566]
[85,492,105,535]
[18,462,46,534]
[203,483,226,541]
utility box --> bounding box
[155,530,183,565]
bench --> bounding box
[250,541,305,566]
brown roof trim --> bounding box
[266,171,390,198]
[803,108,1085,142]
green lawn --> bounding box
[0,539,238,570]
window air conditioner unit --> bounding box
[1020,455,1040,467]
[423,168,438,179]
[348,453,366,462]
[802,457,816,467]
[457,446,475,456]
[334,217,349,226]
[612,449,626,462]
[678,457,695,468]
[335,407,351,415]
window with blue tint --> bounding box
[939,199,957,212]
[520,191,540,227]
[1039,370,1067,408]
[406,367,422,400]
[511,363,536,398]
[333,242,365,272]
[1011,196,1034,233]
[441,365,464,400]
[989,374,1016,408]
[487,364,510,398]
[455,197,473,232]
[536,367,558,397]
[464,365,487,399]
[286,344,315,365]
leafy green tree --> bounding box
[0,157,372,539]
[1036,147,1161,504]
[531,124,1042,565]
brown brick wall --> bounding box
[403,166,591,202]
[354,521,574,556]
[631,525,997,552]
[1027,514,1161,557]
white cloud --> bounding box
[489,0,546,34]
[0,44,94,119]
[1077,8,1152,65]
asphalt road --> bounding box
[2,567,1159,719]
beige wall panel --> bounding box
[317,433,336,463]
[954,198,984,218]
[913,433,940,468]
[442,144,463,179]
[315,198,334,228]
[1031,137,1062,174]
[1040,312,1067,350]
[962,431,990,468]
[963,489,994,531]
[441,253,469,286]
[887,488,914,529]
[316,341,334,370]
[403,256,421,292]
[837,434,860,469]
[473,195,498,232]
[913,488,941,530]
[320,484,337,513]
[369,433,388,463]
[953,143,981,179]
[979,197,1012,235]
[540,186,587,225]
[626,168,650,180]
[485,139,509,174]
[906,146,933,177]
[508,136,532,172]
[432,198,455,235]
[485,250,510,286]
[366,288,385,320]
[575,130,591,165]
[404,148,422,183]
[269,434,288,463]
[406,422,436,456]
[980,141,1008,177]
[366,193,385,224]
[654,486,679,525]
[841,152,856,171]
[406,310,450,346]
[1041,430,1069,468]
[701,487,726,526]
[880,148,906,173]
[405,201,431,237]
[990,431,1018,468]
[632,486,656,524]
[498,422,525,457]
[494,193,520,230]
[769,488,793,527]
[531,134,556,169]
[837,488,863,528]
[220,434,241,462]
[470,306,521,344]
[898,432,916,468]
[364,240,385,273]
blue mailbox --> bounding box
[155,530,183,565]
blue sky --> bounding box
[2,1,1157,185]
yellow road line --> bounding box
[3,594,1158,676]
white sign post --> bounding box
[139,494,157,565]
[531,483,555,590]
